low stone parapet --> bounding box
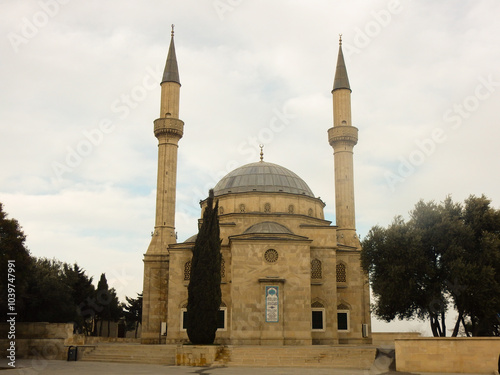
[372,332,421,347]
[395,337,500,374]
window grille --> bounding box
[336,263,346,283]
[264,249,279,263]
[311,301,324,308]
[184,261,192,280]
[311,259,322,279]
[221,257,225,278]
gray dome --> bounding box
[244,221,293,235]
[214,161,314,197]
[184,234,197,243]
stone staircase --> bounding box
[79,343,377,369]
[224,345,377,369]
[80,343,176,365]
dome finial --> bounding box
[259,144,264,162]
[339,33,342,46]
[171,24,175,37]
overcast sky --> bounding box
[1,0,499,334]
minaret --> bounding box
[328,35,359,247]
[142,26,184,344]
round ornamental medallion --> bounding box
[264,249,279,263]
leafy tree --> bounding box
[95,273,122,336]
[124,292,143,338]
[362,195,500,337]
[187,189,222,344]
[23,258,75,322]
[0,202,31,319]
[0,203,125,333]
[453,195,500,336]
[63,263,95,334]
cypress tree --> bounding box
[187,189,222,344]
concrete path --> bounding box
[0,359,487,375]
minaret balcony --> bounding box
[328,125,358,147]
[154,118,184,139]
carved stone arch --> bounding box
[337,300,351,311]
[311,297,326,308]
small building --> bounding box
[141,30,371,345]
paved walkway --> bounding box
[0,360,487,375]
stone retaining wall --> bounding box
[395,337,500,374]
[371,332,421,347]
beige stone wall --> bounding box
[395,337,500,374]
[310,246,338,344]
[335,249,371,344]
[160,187,369,346]
[141,254,169,344]
[209,192,326,221]
[0,322,74,361]
[371,332,421,347]
[176,345,222,366]
[230,237,312,345]
[0,322,73,339]
[165,245,190,343]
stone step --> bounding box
[226,346,376,369]
[80,344,176,365]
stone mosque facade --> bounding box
[141,31,372,346]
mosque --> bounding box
[141,29,371,346]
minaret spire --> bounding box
[332,35,351,92]
[328,34,359,247]
[142,29,185,344]
[162,25,180,85]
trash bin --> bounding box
[67,346,78,361]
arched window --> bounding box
[337,303,350,331]
[336,263,347,283]
[311,300,325,330]
[311,259,322,279]
[184,261,192,280]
